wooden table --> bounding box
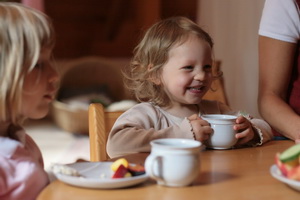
[38,140,299,200]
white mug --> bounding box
[145,138,201,187]
[201,114,238,149]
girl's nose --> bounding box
[48,65,60,84]
[194,71,206,81]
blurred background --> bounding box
[5,0,266,167]
[16,0,265,117]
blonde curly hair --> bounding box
[123,16,214,107]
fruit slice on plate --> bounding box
[112,164,132,178]
[111,158,146,178]
[279,143,300,163]
[276,143,300,180]
[128,164,146,176]
[276,153,293,177]
[111,158,129,172]
[287,165,300,180]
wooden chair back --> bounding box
[89,103,123,161]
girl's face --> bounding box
[160,34,213,108]
[21,48,59,119]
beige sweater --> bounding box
[107,100,273,158]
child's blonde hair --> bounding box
[0,3,55,125]
[124,16,214,107]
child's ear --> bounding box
[147,64,161,85]
[151,76,161,85]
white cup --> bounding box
[201,114,238,149]
[145,138,201,187]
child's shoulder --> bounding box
[117,102,165,124]
[126,102,161,113]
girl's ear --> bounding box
[151,76,161,85]
[147,64,161,85]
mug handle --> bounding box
[145,155,165,184]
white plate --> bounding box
[53,162,149,189]
[270,164,300,191]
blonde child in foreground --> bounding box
[0,3,59,200]
[107,16,273,158]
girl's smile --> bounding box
[187,84,207,94]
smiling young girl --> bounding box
[106,16,273,158]
[0,3,59,199]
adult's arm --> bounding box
[258,36,300,141]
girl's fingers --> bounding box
[235,129,254,145]
[190,120,212,142]
[234,122,250,132]
[200,120,210,127]
[191,121,211,132]
[197,127,213,141]
[235,129,251,139]
[188,114,200,121]
[235,137,249,145]
[236,116,246,123]
[189,118,210,128]
[194,129,211,141]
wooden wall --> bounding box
[43,0,197,59]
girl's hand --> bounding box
[188,114,213,142]
[234,116,256,145]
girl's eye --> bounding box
[203,65,212,71]
[183,65,194,70]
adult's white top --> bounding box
[259,0,300,43]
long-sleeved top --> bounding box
[107,100,273,158]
